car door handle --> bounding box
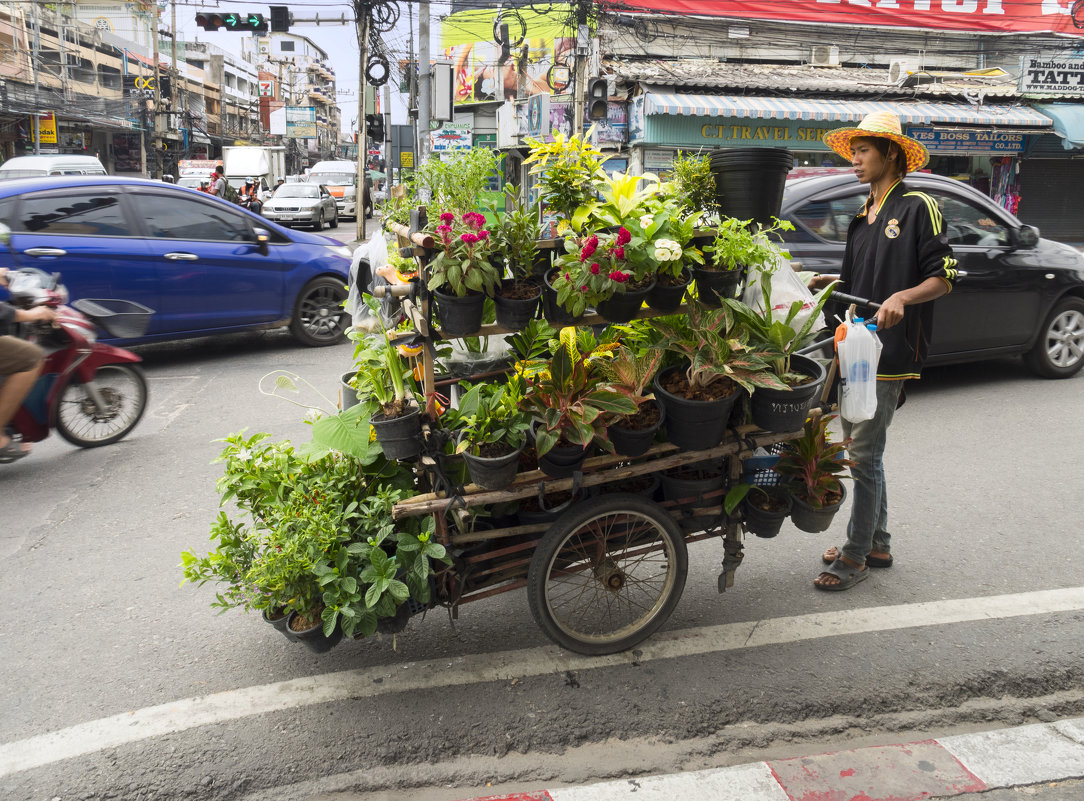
[164,252,199,261]
[23,247,67,257]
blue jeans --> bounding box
[839,379,904,566]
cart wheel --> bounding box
[527,493,688,655]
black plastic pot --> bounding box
[660,465,726,511]
[434,287,485,337]
[709,147,794,227]
[262,607,296,641]
[608,399,665,458]
[494,279,541,331]
[531,250,553,280]
[461,439,525,491]
[596,278,655,324]
[541,270,585,327]
[789,483,848,534]
[340,371,359,411]
[741,488,793,539]
[692,266,742,308]
[286,611,343,653]
[750,354,828,433]
[653,366,743,451]
[371,405,422,461]
[538,443,590,478]
[647,270,692,313]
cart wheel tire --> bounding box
[527,493,688,655]
[1024,296,1084,378]
[55,364,148,448]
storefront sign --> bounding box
[36,112,57,145]
[908,127,1027,153]
[645,116,834,150]
[286,106,317,139]
[615,1,1084,38]
[430,120,473,153]
[1020,56,1084,95]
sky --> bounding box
[175,1,458,135]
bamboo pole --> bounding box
[385,220,434,249]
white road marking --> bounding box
[939,722,1084,786]
[548,761,791,801]
[3,586,1083,778]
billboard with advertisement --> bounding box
[286,106,316,138]
[36,112,57,144]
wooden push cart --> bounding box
[366,220,838,656]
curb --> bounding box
[456,717,1084,801]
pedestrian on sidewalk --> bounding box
[808,111,958,591]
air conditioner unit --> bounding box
[811,45,840,68]
[889,57,922,84]
[258,44,269,55]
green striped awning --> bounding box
[643,93,1053,128]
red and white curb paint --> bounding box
[458,717,1084,801]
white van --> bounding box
[0,154,107,180]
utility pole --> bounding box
[152,1,162,178]
[30,0,40,154]
[418,0,430,165]
[572,0,589,137]
[408,2,417,178]
[356,6,369,243]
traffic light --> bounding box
[269,6,292,32]
[586,77,608,120]
[195,11,267,33]
[365,114,385,143]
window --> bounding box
[280,40,295,52]
[132,193,251,242]
[929,191,1010,247]
[789,194,865,243]
[14,190,129,236]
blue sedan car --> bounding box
[0,176,352,346]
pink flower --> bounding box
[464,212,485,229]
[616,227,631,246]
[436,224,453,245]
[461,232,479,244]
[612,246,625,260]
[477,229,490,240]
[590,262,600,275]
[440,212,455,224]
[609,270,629,283]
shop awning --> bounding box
[1032,104,1084,150]
[642,93,1052,128]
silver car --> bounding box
[262,183,339,231]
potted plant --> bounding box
[725,269,837,432]
[597,344,665,457]
[523,128,606,227]
[646,200,705,313]
[518,327,637,477]
[649,301,779,451]
[723,482,794,539]
[351,299,424,461]
[489,186,544,330]
[427,211,502,336]
[550,227,655,323]
[773,414,854,533]
[698,217,793,306]
[669,151,718,221]
[445,375,532,490]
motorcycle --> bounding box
[238,193,263,216]
[1,229,152,459]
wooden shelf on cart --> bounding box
[391,422,804,520]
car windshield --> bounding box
[275,185,321,198]
[309,173,354,185]
[0,169,48,180]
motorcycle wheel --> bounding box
[55,364,148,448]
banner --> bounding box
[615,0,1084,38]
[286,106,316,139]
[36,112,57,144]
[1020,56,1084,94]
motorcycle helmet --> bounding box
[245,177,254,185]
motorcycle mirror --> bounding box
[0,222,11,246]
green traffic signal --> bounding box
[196,10,266,32]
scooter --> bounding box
[1,234,152,460]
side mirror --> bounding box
[1014,224,1039,249]
[252,226,272,256]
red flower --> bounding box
[478,230,490,240]
[590,262,600,275]
[440,212,455,224]
[461,232,479,244]
[612,246,625,260]
[580,239,597,262]
[616,227,631,246]
[609,270,629,283]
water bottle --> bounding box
[839,316,880,422]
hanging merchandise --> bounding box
[837,313,882,423]
[990,156,1021,215]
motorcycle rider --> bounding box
[240,177,263,215]
[0,267,57,462]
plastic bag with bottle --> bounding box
[837,310,883,423]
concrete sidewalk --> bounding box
[457,718,1084,801]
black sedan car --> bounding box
[779,171,1084,378]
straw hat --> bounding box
[824,111,930,173]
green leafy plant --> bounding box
[518,327,637,456]
[444,374,532,457]
[524,128,606,226]
[427,211,502,297]
[489,184,542,282]
[773,414,855,509]
[649,198,706,281]
[704,217,794,272]
[725,272,837,382]
[351,295,421,418]
[415,147,502,216]
[668,151,717,218]
[597,344,664,423]
[650,301,782,393]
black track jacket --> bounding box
[836,179,958,379]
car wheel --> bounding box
[1024,296,1084,378]
[329,210,339,229]
[289,276,349,347]
[312,211,324,232]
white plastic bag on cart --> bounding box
[837,311,883,423]
[742,252,828,337]
[347,229,399,330]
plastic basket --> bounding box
[741,442,786,488]
[71,298,154,339]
